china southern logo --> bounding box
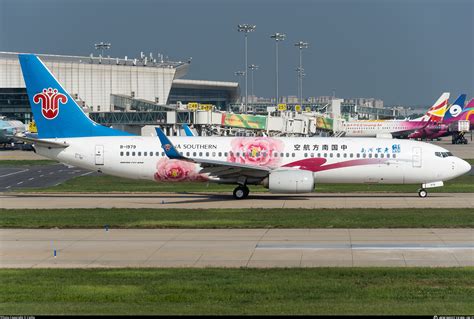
[33,88,68,120]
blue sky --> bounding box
[1,0,472,105]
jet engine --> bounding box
[262,170,315,193]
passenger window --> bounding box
[393,154,397,159]
[374,154,378,158]
[380,154,384,158]
[337,153,340,158]
[126,152,129,156]
[275,153,278,157]
[120,152,124,156]
[362,153,366,158]
[138,152,141,156]
[224,152,228,157]
[343,153,347,158]
[368,154,372,158]
[206,152,209,157]
[132,152,136,156]
[193,152,197,157]
[304,153,308,158]
[292,153,295,157]
[324,153,327,158]
[330,153,333,158]
[286,153,289,157]
[199,152,203,157]
[350,153,353,158]
[161,152,165,157]
[144,152,147,156]
[155,152,159,156]
[386,154,390,158]
[236,152,240,157]
[218,152,222,157]
[310,153,314,158]
[212,152,216,157]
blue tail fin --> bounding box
[443,94,466,122]
[19,54,132,138]
[182,124,195,137]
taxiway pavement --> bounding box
[1,228,472,268]
[1,192,473,209]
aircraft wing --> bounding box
[13,135,69,148]
[155,127,270,179]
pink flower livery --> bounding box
[154,158,208,182]
[227,137,284,167]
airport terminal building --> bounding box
[0,51,239,123]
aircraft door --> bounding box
[412,147,422,168]
[95,145,104,165]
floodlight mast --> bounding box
[238,24,256,113]
[94,42,111,58]
[270,33,286,106]
[294,41,309,108]
[248,64,259,102]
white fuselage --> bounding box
[341,120,421,137]
[35,136,469,186]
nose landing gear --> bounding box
[233,185,250,199]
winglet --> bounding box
[155,127,186,160]
[182,124,195,137]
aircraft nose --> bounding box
[458,158,472,176]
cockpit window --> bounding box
[435,151,453,158]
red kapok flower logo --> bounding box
[33,88,68,120]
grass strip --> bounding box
[1,208,473,228]
[0,268,472,315]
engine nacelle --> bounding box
[263,170,315,193]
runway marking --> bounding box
[0,169,28,178]
[5,186,11,189]
[28,177,34,181]
[80,171,94,177]
[16,181,23,185]
[49,172,54,175]
[256,243,474,251]
[40,175,44,177]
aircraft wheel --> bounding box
[418,188,428,198]
[233,185,249,200]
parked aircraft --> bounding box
[408,94,469,140]
[340,93,450,138]
[15,54,471,199]
[0,117,26,146]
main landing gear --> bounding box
[418,188,428,198]
[233,185,249,199]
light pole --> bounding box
[294,41,309,108]
[238,24,256,113]
[248,64,259,103]
[94,42,111,57]
[234,71,245,106]
[270,33,286,106]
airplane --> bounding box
[15,54,471,199]
[0,117,27,146]
[409,95,474,141]
[340,93,450,138]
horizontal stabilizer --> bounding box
[13,135,69,148]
